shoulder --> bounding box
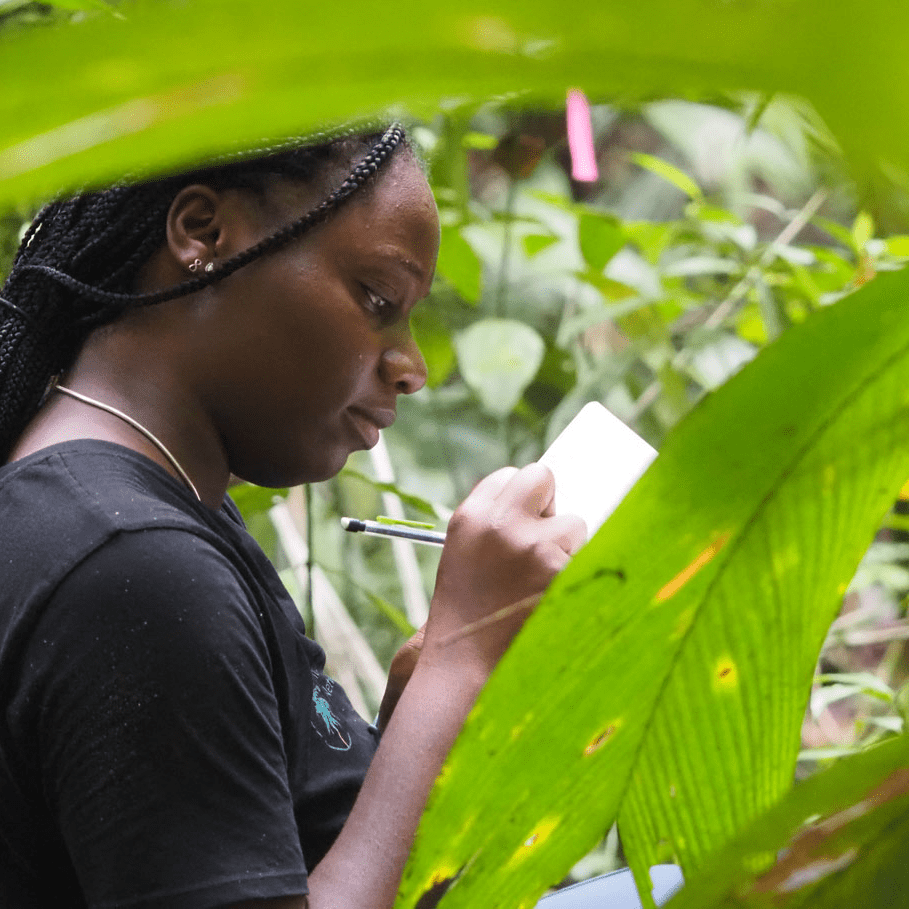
[50,522,266,659]
[1,438,247,594]
[0,440,272,670]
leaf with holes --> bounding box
[394,267,909,909]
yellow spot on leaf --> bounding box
[506,817,561,869]
[655,533,731,603]
[584,719,623,755]
[713,656,738,692]
[900,476,909,502]
[509,718,530,743]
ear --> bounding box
[165,184,232,273]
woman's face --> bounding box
[192,152,440,487]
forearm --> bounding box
[307,656,485,909]
[306,464,585,909]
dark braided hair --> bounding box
[0,124,406,461]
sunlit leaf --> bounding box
[851,211,875,252]
[395,267,909,908]
[523,232,560,257]
[454,318,545,418]
[632,152,703,201]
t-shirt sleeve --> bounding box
[25,527,310,909]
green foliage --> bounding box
[2,0,909,203]
[454,318,546,418]
[665,733,909,907]
[394,267,909,908]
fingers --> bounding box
[469,465,519,501]
[545,513,588,557]
[493,462,556,516]
[466,465,584,543]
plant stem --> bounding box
[305,482,315,637]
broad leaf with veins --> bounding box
[395,268,909,907]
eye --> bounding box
[363,286,398,322]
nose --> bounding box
[380,331,427,395]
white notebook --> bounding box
[538,402,657,539]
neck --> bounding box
[54,383,203,501]
[10,360,232,509]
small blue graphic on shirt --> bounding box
[311,674,352,751]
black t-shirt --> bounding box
[0,441,379,909]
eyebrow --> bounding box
[371,245,432,289]
[397,257,427,283]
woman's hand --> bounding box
[423,463,586,678]
[306,466,584,909]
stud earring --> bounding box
[204,262,215,273]
[188,258,202,273]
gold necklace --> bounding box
[54,384,202,502]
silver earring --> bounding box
[204,262,215,273]
[188,258,202,273]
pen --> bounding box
[340,517,446,547]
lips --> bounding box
[347,406,396,448]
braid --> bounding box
[0,123,406,461]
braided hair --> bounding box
[0,124,406,461]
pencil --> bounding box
[340,517,446,547]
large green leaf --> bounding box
[664,733,909,908]
[394,268,909,909]
[2,0,909,201]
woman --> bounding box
[0,125,586,908]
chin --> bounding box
[234,450,351,489]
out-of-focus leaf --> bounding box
[851,211,874,252]
[662,256,741,278]
[663,735,909,908]
[5,1,909,202]
[395,267,909,908]
[364,590,418,638]
[461,131,497,150]
[411,304,457,388]
[815,218,855,252]
[229,482,288,523]
[626,221,677,265]
[815,672,894,702]
[454,318,545,418]
[339,467,440,518]
[578,211,624,273]
[43,0,110,9]
[577,269,639,301]
[437,224,482,304]
[684,334,756,390]
[885,236,909,258]
[632,152,703,201]
[523,232,560,257]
